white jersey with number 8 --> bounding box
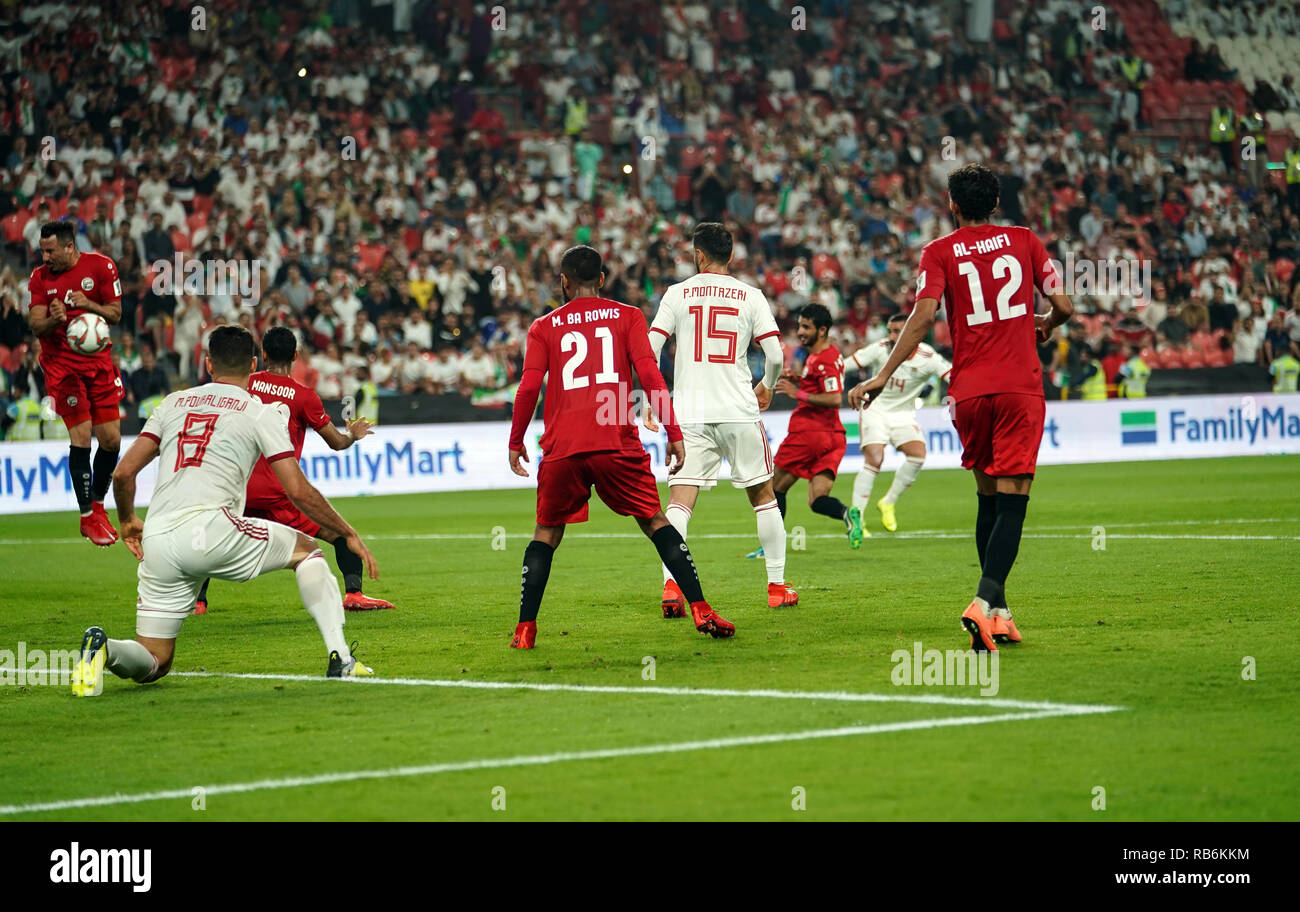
[650,272,781,424]
[138,382,295,536]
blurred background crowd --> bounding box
[3,0,1300,438]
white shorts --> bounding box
[136,508,300,639]
[669,421,774,489]
[860,408,925,449]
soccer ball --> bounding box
[66,313,110,355]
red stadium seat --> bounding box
[2,209,30,244]
[186,211,208,234]
[80,196,101,219]
[355,242,387,274]
[679,144,704,171]
[401,227,422,256]
[170,228,191,254]
[191,194,214,217]
[1181,348,1207,369]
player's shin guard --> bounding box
[883,456,924,504]
[295,551,349,660]
[980,493,1029,599]
[519,540,555,623]
[651,525,704,604]
[660,502,691,583]
[69,445,93,514]
[811,494,847,522]
[106,638,159,682]
[774,490,787,518]
[754,500,786,584]
[333,536,365,593]
[852,465,878,513]
[91,446,119,503]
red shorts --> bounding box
[953,393,1045,476]
[774,430,846,479]
[44,360,124,428]
[536,449,662,526]
[244,485,322,538]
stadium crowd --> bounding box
[3,0,1300,438]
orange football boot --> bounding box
[661,579,687,618]
[991,610,1022,644]
[344,592,396,611]
[961,601,998,652]
[767,583,799,607]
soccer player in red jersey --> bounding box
[770,303,865,548]
[25,222,126,546]
[850,163,1074,651]
[194,326,394,614]
[507,245,732,648]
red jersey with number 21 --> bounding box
[914,224,1060,403]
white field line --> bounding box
[169,670,1122,714]
[0,703,1119,817]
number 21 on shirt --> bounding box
[560,328,620,390]
[959,256,1026,326]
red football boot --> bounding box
[690,601,735,638]
[343,592,396,611]
[661,579,687,618]
[193,599,208,616]
[91,503,119,542]
[511,621,537,649]
[767,583,799,608]
[961,601,999,652]
[79,510,116,547]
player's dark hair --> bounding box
[208,325,258,374]
[261,325,297,365]
[40,221,76,246]
[887,312,908,324]
[800,303,833,332]
[692,222,733,265]
[947,163,1000,221]
[559,245,603,286]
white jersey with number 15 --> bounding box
[650,272,780,423]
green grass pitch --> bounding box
[1,455,1296,821]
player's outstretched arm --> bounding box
[270,457,378,579]
[111,435,161,560]
[850,298,939,408]
[318,418,373,451]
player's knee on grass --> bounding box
[139,636,175,682]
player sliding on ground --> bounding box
[644,222,798,611]
[850,163,1073,651]
[70,326,381,696]
[507,245,733,648]
[848,313,952,532]
[193,326,395,615]
[767,303,864,549]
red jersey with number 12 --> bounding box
[788,345,845,434]
[914,224,1060,403]
[245,370,331,497]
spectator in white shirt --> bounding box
[398,341,430,394]
[402,308,434,350]
[426,345,462,393]
[459,340,499,390]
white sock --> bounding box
[296,551,350,659]
[106,638,158,682]
[661,502,691,583]
[883,456,925,505]
[852,465,879,513]
[754,500,786,585]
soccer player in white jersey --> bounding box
[849,312,953,532]
[69,326,380,696]
[647,222,797,610]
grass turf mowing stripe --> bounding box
[167,671,1125,714]
[0,704,1121,817]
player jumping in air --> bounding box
[646,222,797,611]
[70,326,380,696]
[848,313,953,532]
[193,326,395,614]
[25,221,127,547]
[507,245,733,648]
[768,303,864,549]
[850,163,1073,650]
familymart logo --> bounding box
[0,642,78,685]
[1120,410,1157,445]
[891,641,999,696]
